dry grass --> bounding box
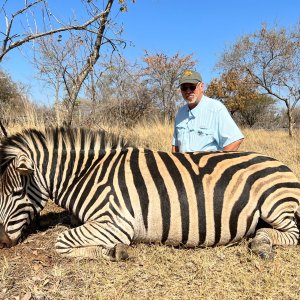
[1,123,300,300]
[240,128,300,179]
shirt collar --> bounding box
[187,95,207,117]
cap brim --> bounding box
[179,79,200,85]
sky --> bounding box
[1,0,300,106]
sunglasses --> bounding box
[180,84,197,92]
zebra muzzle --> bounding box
[0,224,12,248]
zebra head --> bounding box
[0,152,48,248]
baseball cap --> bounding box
[179,70,202,85]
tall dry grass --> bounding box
[5,104,46,135]
[240,128,300,178]
[1,121,299,300]
[6,117,299,178]
[120,122,300,178]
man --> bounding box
[172,70,244,152]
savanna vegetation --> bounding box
[0,1,300,299]
[0,1,300,136]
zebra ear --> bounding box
[15,153,35,175]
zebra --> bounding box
[0,127,299,261]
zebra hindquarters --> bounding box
[250,192,300,259]
[55,219,134,261]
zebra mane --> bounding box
[0,127,129,175]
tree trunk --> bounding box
[287,107,294,137]
[64,0,114,127]
[55,79,61,127]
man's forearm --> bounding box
[223,139,244,151]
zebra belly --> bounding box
[132,207,260,247]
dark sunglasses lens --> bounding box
[181,85,196,91]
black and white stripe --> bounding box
[0,128,299,259]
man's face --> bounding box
[180,82,204,109]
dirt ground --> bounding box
[1,201,299,300]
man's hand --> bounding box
[172,145,179,153]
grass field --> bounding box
[0,123,299,300]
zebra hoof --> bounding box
[115,244,129,261]
[250,237,274,260]
[105,244,129,261]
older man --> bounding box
[172,70,244,152]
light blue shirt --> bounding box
[172,95,244,152]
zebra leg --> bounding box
[250,218,299,260]
[55,220,133,261]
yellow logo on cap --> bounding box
[183,71,193,76]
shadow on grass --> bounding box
[23,210,82,239]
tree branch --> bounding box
[0,7,107,62]
[69,0,114,101]
[244,66,288,102]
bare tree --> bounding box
[31,35,71,125]
[62,1,116,126]
[0,0,125,62]
[218,23,300,136]
[32,31,103,126]
[1,0,135,128]
[92,55,155,126]
[143,51,197,121]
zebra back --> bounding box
[0,127,128,176]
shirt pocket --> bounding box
[175,124,187,148]
[190,127,215,151]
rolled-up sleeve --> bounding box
[217,107,244,148]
